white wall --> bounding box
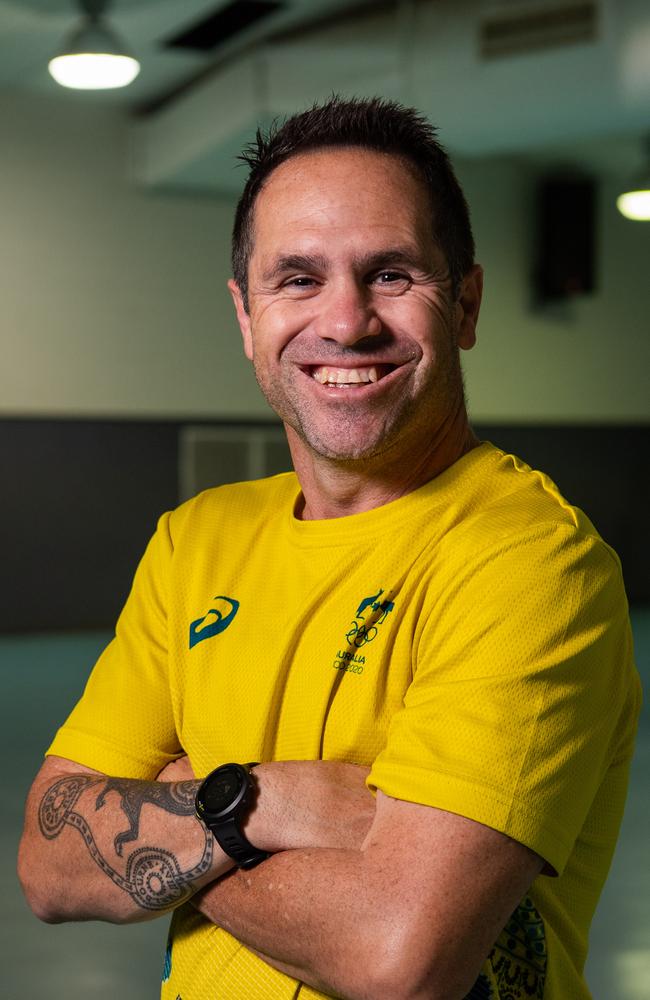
[461,157,650,422]
[0,92,269,420]
[1,92,648,423]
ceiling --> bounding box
[0,0,380,105]
[1,0,649,195]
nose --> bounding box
[314,279,382,345]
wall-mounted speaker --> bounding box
[533,175,597,303]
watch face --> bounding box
[200,764,246,817]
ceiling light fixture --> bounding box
[617,138,650,222]
[48,0,140,91]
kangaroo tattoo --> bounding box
[95,778,196,856]
[38,773,212,912]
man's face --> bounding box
[229,147,480,465]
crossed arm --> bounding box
[19,754,544,999]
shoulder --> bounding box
[424,445,630,665]
[165,472,300,544]
[449,442,621,577]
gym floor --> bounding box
[3,612,648,999]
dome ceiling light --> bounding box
[48,0,140,91]
[617,138,650,222]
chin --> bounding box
[310,442,379,463]
[291,421,401,464]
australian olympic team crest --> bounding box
[332,588,395,676]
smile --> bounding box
[309,364,396,388]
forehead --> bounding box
[250,148,434,261]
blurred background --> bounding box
[0,0,648,997]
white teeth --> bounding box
[312,366,379,385]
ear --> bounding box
[455,265,483,351]
[228,279,253,360]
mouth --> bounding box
[306,364,397,388]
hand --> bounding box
[245,760,375,854]
[156,755,195,783]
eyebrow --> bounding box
[261,254,329,283]
[261,246,431,283]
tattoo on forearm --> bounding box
[38,775,213,912]
[95,776,197,856]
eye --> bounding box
[372,270,411,290]
[285,276,316,288]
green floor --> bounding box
[2,614,648,999]
[2,632,165,1000]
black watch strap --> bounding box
[215,815,269,869]
[197,762,270,870]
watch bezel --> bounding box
[196,762,251,823]
[195,762,269,870]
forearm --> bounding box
[19,756,374,928]
[187,759,391,998]
[193,790,531,1000]
[194,846,403,1000]
[18,765,234,924]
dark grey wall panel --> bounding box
[0,418,647,633]
[0,419,179,631]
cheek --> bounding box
[250,303,309,363]
[387,298,452,354]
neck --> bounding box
[288,409,479,521]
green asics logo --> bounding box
[189,596,239,649]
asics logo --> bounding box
[189,596,239,649]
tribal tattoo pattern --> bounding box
[38,774,213,912]
[464,895,547,999]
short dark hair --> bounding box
[231,95,475,308]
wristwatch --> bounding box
[195,762,270,870]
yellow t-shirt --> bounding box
[47,443,641,1000]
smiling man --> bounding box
[19,98,640,1000]
[229,144,481,520]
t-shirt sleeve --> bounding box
[368,521,637,876]
[46,511,182,779]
